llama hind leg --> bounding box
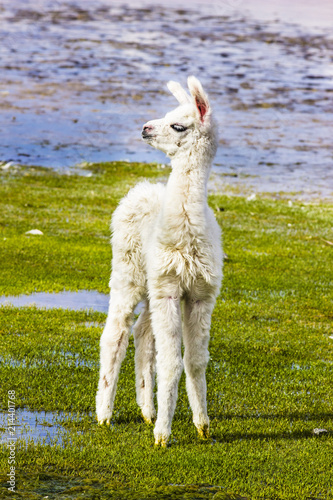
[183,298,215,439]
[133,301,156,424]
[96,287,138,425]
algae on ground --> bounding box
[0,162,332,500]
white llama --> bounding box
[96,76,223,446]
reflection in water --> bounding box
[0,0,332,197]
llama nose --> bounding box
[142,124,154,137]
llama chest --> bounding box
[144,204,223,297]
[147,235,220,295]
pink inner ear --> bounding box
[195,95,208,122]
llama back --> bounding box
[110,180,165,290]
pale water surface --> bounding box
[0,290,109,312]
[0,409,67,444]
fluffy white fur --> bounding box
[96,76,223,446]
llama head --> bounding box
[142,76,217,161]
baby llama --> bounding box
[96,76,223,447]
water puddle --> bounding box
[0,409,69,445]
[0,290,144,315]
[0,290,109,312]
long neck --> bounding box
[159,151,213,243]
[165,125,217,207]
[167,156,210,209]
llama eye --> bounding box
[171,124,187,132]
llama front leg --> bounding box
[96,290,137,425]
[150,295,183,447]
[133,301,156,424]
[183,298,215,439]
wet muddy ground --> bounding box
[0,0,332,197]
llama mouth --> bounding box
[141,132,155,141]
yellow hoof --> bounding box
[154,437,168,448]
[97,418,111,426]
[197,423,210,440]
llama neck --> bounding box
[159,154,212,239]
[168,156,210,205]
[164,131,216,209]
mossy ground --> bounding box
[0,162,332,499]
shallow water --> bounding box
[0,0,332,197]
[0,290,144,314]
[0,408,67,444]
[0,290,109,312]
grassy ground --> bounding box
[0,162,332,499]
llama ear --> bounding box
[187,75,211,123]
[167,81,192,105]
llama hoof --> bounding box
[197,423,210,440]
[154,436,168,448]
[141,406,156,426]
[154,422,170,447]
[96,402,113,425]
[142,415,154,426]
[97,416,111,426]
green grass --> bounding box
[0,163,332,499]
[0,162,168,295]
